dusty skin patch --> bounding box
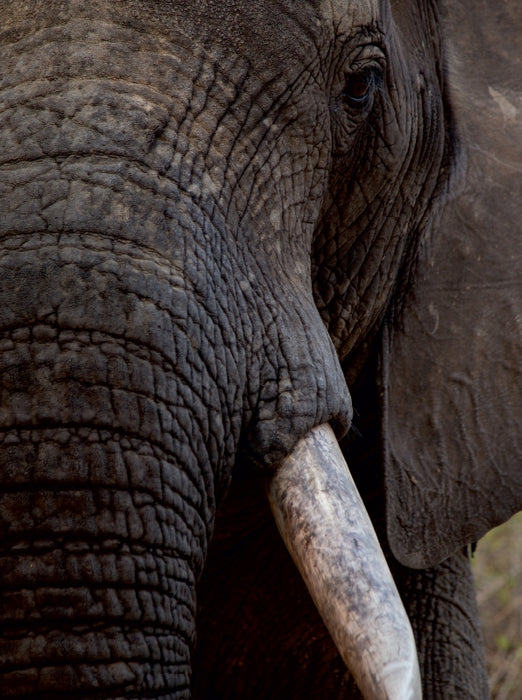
[488,86,519,123]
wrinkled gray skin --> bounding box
[0,0,520,698]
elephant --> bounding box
[0,0,521,697]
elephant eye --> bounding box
[342,67,382,109]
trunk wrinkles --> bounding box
[0,14,350,699]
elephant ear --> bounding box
[383,0,522,569]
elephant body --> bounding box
[0,1,520,698]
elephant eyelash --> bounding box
[329,59,386,156]
[341,65,384,110]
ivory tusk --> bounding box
[268,423,422,700]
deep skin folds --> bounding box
[2,0,516,698]
[0,3,353,696]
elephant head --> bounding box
[0,1,520,699]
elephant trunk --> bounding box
[0,211,243,697]
[0,45,247,689]
[0,22,347,696]
[0,17,252,695]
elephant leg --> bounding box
[393,549,490,700]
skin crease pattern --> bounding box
[0,0,520,698]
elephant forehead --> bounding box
[165,1,325,65]
[124,1,384,69]
[186,0,383,29]
[2,2,386,81]
[326,0,387,33]
[176,0,384,49]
